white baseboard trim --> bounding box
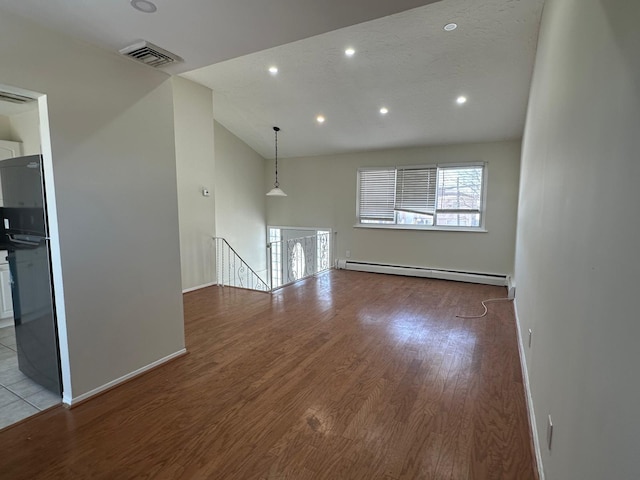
[336,259,507,286]
[182,281,217,293]
[0,317,13,329]
[63,348,187,407]
[513,299,544,479]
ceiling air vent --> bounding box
[119,41,182,68]
[0,91,36,104]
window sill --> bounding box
[353,224,488,233]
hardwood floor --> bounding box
[0,270,537,479]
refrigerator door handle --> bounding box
[7,233,47,247]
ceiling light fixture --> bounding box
[444,23,458,31]
[345,48,356,57]
[379,107,389,115]
[316,115,326,124]
[266,127,287,197]
[268,66,279,75]
[456,96,468,105]
[130,0,157,13]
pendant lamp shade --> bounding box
[266,126,286,196]
[266,186,287,196]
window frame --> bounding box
[356,162,488,231]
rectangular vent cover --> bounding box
[119,41,182,68]
[0,91,36,104]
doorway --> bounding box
[0,88,62,429]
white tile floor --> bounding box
[0,325,61,430]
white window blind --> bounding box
[395,167,437,216]
[358,168,396,222]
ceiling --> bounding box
[0,0,442,75]
[185,0,544,158]
[0,0,544,159]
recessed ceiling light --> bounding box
[444,23,458,32]
[379,107,389,115]
[345,48,356,57]
[130,0,157,13]
[316,115,326,124]
[268,66,279,75]
[456,96,468,105]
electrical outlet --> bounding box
[346,250,351,258]
[528,329,533,348]
[547,415,554,450]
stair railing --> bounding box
[268,231,331,290]
[213,237,270,292]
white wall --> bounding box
[0,10,185,400]
[514,0,640,478]
[172,77,216,291]
[0,115,10,139]
[9,107,41,155]
[172,84,267,289]
[214,121,267,277]
[267,140,521,275]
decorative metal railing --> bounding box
[268,231,331,290]
[214,231,331,293]
[213,237,270,292]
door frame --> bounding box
[37,94,71,402]
[1,82,70,402]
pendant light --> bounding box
[266,126,287,196]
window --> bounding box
[357,163,486,229]
[269,227,282,287]
[290,242,305,280]
[358,168,396,224]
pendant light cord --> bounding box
[274,126,280,188]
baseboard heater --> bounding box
[336,259,507,286]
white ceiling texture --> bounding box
[0,0,544,158]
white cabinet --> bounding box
[0,255,12,320]
[0,140,22,159]
[0,140,24,207]
[0,140,22,322]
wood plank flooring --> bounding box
[0,270,537,479]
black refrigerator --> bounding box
[0,154,62,395]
